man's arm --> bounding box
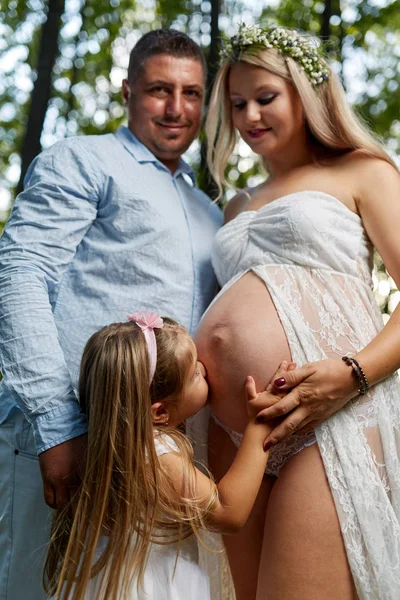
[0,139,101,504]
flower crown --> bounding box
[220,24,329,86]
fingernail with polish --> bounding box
[256,415,266,424]
[264,441,273,452]
[274,377,286,387]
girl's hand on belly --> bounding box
[245,376,276,437]
[246,361,296,432]
[255,358,359,449]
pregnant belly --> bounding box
[194,271,291,433]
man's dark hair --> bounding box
[127,29,206,83]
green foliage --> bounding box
[0,1,44,203]
[45,0,138,138]
[1,0,139,207]
[258,0,400,151]
[155,0,193,28]
[2,0,399,200]
[0,0,217,207]
[205,0,399,205]
[0,0,399,313]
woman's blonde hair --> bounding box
[206,42,397,198]
[44,318,217,600]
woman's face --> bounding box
[228,62,306,160]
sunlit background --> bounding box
[0,0,399,316]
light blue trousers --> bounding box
[0,410,52,600]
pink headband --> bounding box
[128,312,164,383]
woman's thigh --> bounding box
[208,417,275,600]
[257,442,358,600]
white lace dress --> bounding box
[209,191,400,600]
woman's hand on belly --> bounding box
[255,358,359,449]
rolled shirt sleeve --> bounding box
[0,140,100,453]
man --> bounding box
[0,29,222,600]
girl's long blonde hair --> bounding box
[206,42,397,198]
[44,318,217,600]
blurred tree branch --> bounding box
[17,0,65,194]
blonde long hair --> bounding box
[44,318,217,600]
[206,42,397,198]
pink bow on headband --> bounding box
[128,312,164,383]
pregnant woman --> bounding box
[194,25,400,600]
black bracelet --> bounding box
[342,356,370,395]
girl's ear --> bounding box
[151,401,170,425]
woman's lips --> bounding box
[247,128,271,138]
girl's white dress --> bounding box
[74,434,210,600]
[199,191,400,600]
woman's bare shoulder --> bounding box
[344,153,399,205]
[335,150,397,178]
[224,192,250,223]
[223,185,264,224]
[328,151,399,207]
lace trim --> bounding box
[252,264,400,599]
[210,411,317,477]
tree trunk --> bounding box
[207,0,222,92]
[199,0,222,200]
[321,0,332,41]
[321,0,345,84]
[17,0,65,194]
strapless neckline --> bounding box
[233,190,361,222]
[212,188,371,288]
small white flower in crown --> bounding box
[220,24,330,87]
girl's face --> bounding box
[228,62,305,160]
[167,341,209,426]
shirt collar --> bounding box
[116,126,195,184]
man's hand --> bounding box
[38,433,87,510]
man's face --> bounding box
[122,54,205,172]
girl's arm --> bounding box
[159,376,279,534]
[253,158,400,446]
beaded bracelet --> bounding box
[342,356,370,395]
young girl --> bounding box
[44,312,289,600]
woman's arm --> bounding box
[160,373,285,534]
[255,158,400,447]
[350,159,400,382]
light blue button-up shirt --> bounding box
[0,126,222,453]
